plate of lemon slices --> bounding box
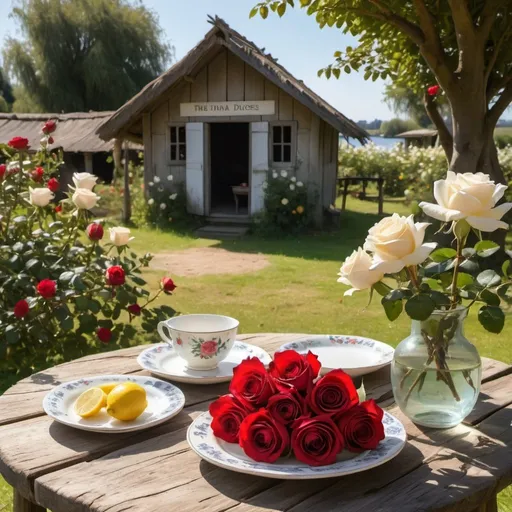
[43,375,185,433]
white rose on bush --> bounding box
[72,172,97,190]
[109,227,134,246]
[338,248,384,296]
[364,214,436,274]
[419,171,512,232]
[29,187,54,207]
[72,188,99,210]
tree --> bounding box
[380,117,420,137]
[3,0,172,112]
[252,1,512,184]
[0,67,14,112]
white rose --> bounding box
[272,172,278,179]
[160,203,166,210]
[72,172,97,190]
[290,184,296,190]
[291,176,297,182]
[297,181,304,187]
[281,198,289,205]
[109,227,134,246]
[29,187,54,207]
[280,170,288,177]
[154,176,161,183]
[167,175,173,181]
[148,181,154,187]
[419,171,512,232]
[72,188,99,210]
[338,248,384,296]
[148,198,155,205]
[262,182,268,190]
[169,193,177,200]
[364,214,437,274]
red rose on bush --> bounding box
[229,357,275,409]
[308,369,359,416]
[31,167,44,182]
[209,395,249,443]
[269,350,321,393]
[161,277,176,293]
[87,222,104,241]
[36,279,56,299]
[427,85,440,96]
[42,120,56,134]
[0,164,6,179]
[97,327,112,343]
[48,136,54,145]
[13,299,29,318]
[47,177,59,192]
[200,340,218,357]
[239,409,289,463]
[336,399,385,453]
[106,265,125,286]
[8,136,29,151]
[127,303,141,316]
[267,386,306,425]
[55,205,62,213]
[291,414,343,466]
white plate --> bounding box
[277,335,394,377]
[187,411,406,480]
[137,341,272,385]
[43,374,185,433]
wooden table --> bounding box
[1,333,511,512]
[232,185,249,214]
[338,177,385,215]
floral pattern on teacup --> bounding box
[191,336,230,359]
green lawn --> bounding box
[1,194,511,511]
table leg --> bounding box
[341,180,349,211]
[470,494,498,512]
[13,490,45,512]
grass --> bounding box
[1,194,511,511]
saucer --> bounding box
[137,341,272,385]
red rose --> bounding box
[308,369,359,416]
[48,136,54,145]
[267,386,306,426]
[55,205,62,213]
[127,303,141,316]
[161,277,176,293]
[106,265,125,286]
[336,399,385,453]
[42,120,56,134]
[268,350,321,393]
[291,414,343,466]
[36,279,56,299]
[87,222,104,241]
[427,85,440,96]
[200,340,218,357]
[8,136,29,151]
[31,167,44,182]
[229,357,275,409]
[97,327,112,343]
[0,164,5,179]
[13,299,29,318]
[239,409,289,463]
[209,395,249,443]
[47,177,59,192]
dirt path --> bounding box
[149,247,270,276]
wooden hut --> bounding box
[97,16,368,224]
[396,128,438,149]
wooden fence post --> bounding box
[122,141,131,223]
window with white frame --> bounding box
[270,122,295,166]
[169,125,186,163]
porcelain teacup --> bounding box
[157,314,239,370]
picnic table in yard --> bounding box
[0,333,511,512]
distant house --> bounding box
[396,128,438,149]
[97,16,368,223]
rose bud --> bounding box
[97,327,112,344]
[31,167,44,182]
[48,136,54,145]
[161,277,176,293]
[268,350,321,393]
[8,136,29,151]
[209,395,249,443]
[427,84,440,96]
[87,222,104,241]
[336,399,385,453]
[13,299,29,318]
[47,177,60,192]
[239,409,289,463]
[36,279,56,299]
[127,303,141,316]
[291,414,344,466]
[106,265,125,286]
[229,357,275,409]
[109,226,133,246]
[0,164,6,179]
[55,205,62,213]
[308,369,359,416]
[42,120,57,134]
[267,386,306,426]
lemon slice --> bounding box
[74,387,107,418]
[106,382,147,422]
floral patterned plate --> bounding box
[43,374,185,433]
[277,335,394,377]
[137,341,272,385]
[187,411,406,480]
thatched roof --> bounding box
[0,111,120,153]
[97,16,368,143]
[396,128,438,138]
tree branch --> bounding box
[478,0,507,41]
[424,92,453,162]
[484,26,512,89]
[487,80,512,128]
[448,0,477,64]
[487,73,512,102]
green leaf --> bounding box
[259,5,269,18]
[5,325,20,345]
[456,273,474,287]
[25,258,41,271]
[429,248,457,262]
[424,260,455,276]
[88,299,101,314]
[372,281,392,297]
[462,248,476,258]
[502,260,511,277]
[405,294,435,321]
[62,316,74,331]
[475,240,500,258]
[459,258,480,273]
[249,6,258,18]
[75,296,89,311]
[429,291,451,307]
[79,313,97,331]
[480,289,501,306]
[130,276,146,286]
[478,306,505,334]
[476,269,501,288]
[277,2,286,16]
[381,296,402,321]
[59,271,75,283]
[54,306,69,321]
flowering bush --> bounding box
[0,123,177,387]
[253,169,310,236]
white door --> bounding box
[250,121,269,215]
[185,122,205,215]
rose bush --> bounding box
[0,122,178,389]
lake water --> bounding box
[344,136,404,149]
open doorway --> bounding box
[210,123,249,215]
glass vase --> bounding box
[391,307,481,428]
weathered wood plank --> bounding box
[190,66,208,102]
[278,89,293,121]
[262,79,279,121]
[293,99,311,130]
[244,63,264,103]
[151,100,169,135]
[168,83,191,122]
[227,51,244,102]
[13,490,45,512]
[207,49,227,102]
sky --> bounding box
[0,0,395,121]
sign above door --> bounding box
[180,101,275,117]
